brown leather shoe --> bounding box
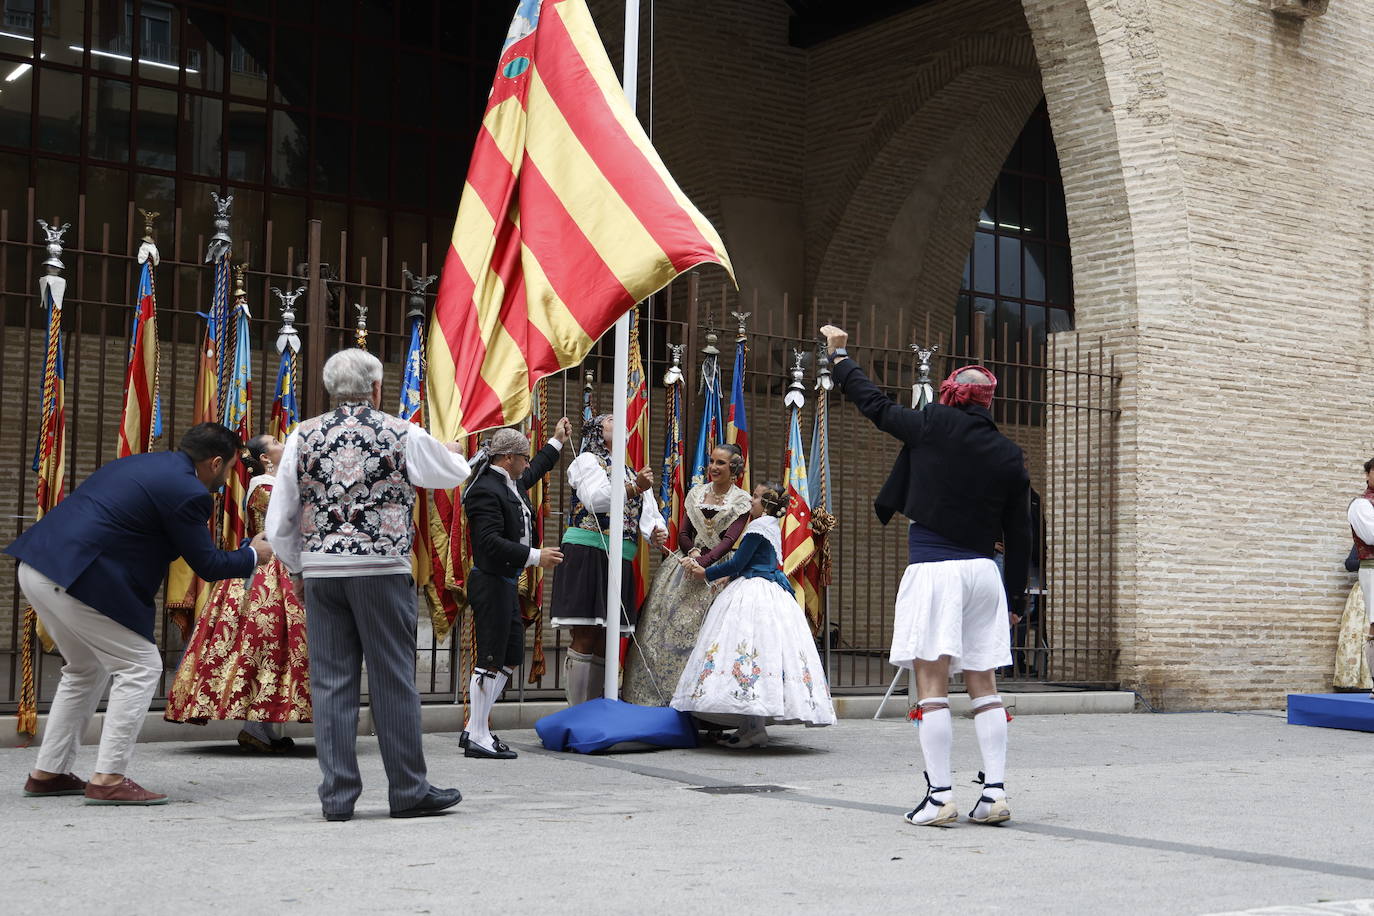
[23,772,87,797]
[83,778,168,806]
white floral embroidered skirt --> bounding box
[670,577,836,727]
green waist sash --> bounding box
[562,526,638,561]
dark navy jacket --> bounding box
[5,450,256,642]
[834,358,1031,605]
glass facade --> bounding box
[956,101,1074,360]
[0,0,507,301]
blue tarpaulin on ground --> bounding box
[535,698,699,753]
[1286,693,1374,733]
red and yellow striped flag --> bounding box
[427,0,733,440]
[117,248,161,457]
[782,404,818,619]
[626,307,650,605]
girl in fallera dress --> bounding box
[671,481,836,747]
[623,444,752,706]
[165,435,312,751]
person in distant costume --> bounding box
[824,323,1030,827]
[550,414,669,704]
[460,421,570,759]
[670,480,836,746]
[165,433,312,752]
[8,423,269,806]
[1343,456,1374,697]
[624,444,752,706]
[266,349,471,821]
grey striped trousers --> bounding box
[304,574,431,814]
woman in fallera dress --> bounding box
[164,434,312,751]
[671,481,836,747]
[624,445,752,706]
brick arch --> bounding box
[808,33,1042,324]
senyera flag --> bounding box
[726,334,750,491]
[117,243,162,457]
[427,0,734,440]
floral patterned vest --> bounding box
[296,403,416,558]
[571,454,642,541]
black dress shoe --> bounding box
[390,787,462,819]
[323,810,352,822]
[464,736,517,760]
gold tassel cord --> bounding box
[17,608,38,737]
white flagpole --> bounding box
[603,0,642,700]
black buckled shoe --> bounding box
[390,787,462,819]
[464,735,517,760]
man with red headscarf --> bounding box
[822,324,1030,827]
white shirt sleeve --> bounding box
[1349,499,1374,544]
[638,489,665,539]
[567,452,613,513]
[406,425,472,490]
[265,432,304,575]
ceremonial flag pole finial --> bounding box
[354,302,368,350]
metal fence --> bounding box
[0,188,1121,716]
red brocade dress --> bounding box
[165,477,312,724]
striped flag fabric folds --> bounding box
[726,335,750,491]
[427,0,733,440]
[32,276,66,517]
[688,346,724,488]
[782,404,818,617]
[118,250,162,457]
[219,291,253,549]
[626,308,650,605]
[269,345,299,442]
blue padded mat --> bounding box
[534,698,699,754]
[1286,693,1374,733]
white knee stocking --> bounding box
[971,694,1008,814]
[467,668,501,749]
[917,698,952,796]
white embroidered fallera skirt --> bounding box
[890,558,1010,675]
[670,576,836,727]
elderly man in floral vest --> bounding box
[266,349,471,822]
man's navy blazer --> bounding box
[5,450,256,642]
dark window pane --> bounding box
[314,35,353,114]
[358,0,394,39]
[996,300,1021,352]
[1024,303,1045,356]
[135,0,180,82]
[229,17,268,99]
[356,42,393,118]
[392,210,426,286]
[228,185,263,264]
[954,292,971,350]
[227,103,266,182]
[1047,246,1071,305]
[184,9,226,92]
[391,130,426,208]
[432,137,462,212]
[996,173,1020,232]
[972,231,995,294]
[268,192,306,274]
[354,127,388,200]
[234,0,269,15]
[971,297,994,358]
[180,181,227,261]
[272,27,314,108]
[37,67,81,154]
[0,57,33,147]
[83,164,128,252]
[1047,182,1067,241]
[979,188,994,229]
[0,151,28,235]
[998,235,1020,298]
[351,205,387,282]
[960,253,970,291]
[438,1,472,54]
[88,0,132,72]
[1023,241,1046,301]
[184,94,223,176]
[87,77,130,162]
[37,0,80,66]
[135,86,178,169]
[397,52,431,125]
[399,0,433,48]
[1048,307,1073,334]
[276,0,314,24]
[437,58,471,136]
[271,108,308,188]
[33,157,78,235]
[133,172,176,243]
[1022,178,1045,237]
[0,0,37,59]
[314,117,349,194]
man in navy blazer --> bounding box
[7,422,270,806]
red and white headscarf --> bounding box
[938,365,997,408]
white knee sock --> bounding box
[971,694,1008,805]
[566,651,595,705]
[917,698,953,796]
[467,668,500,749]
